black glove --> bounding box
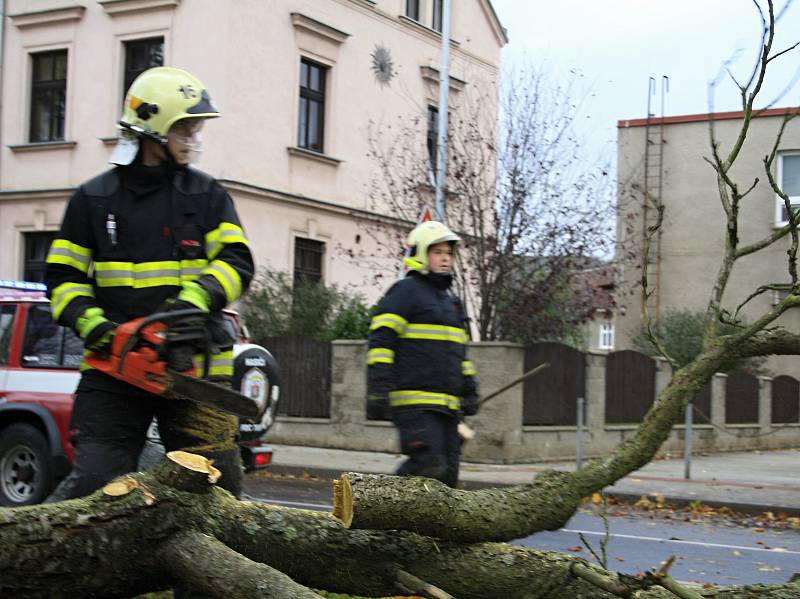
[83,320,117,353]
[157,298,207,371]
[461,394,480,417]
[366,393,390,420]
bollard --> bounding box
[576,397,585,470]
[684,402,693,479]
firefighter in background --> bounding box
[45,67,253,500]
[367,221,479,487]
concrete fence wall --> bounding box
[267,341,800,463]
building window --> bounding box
[431,0,444,32]
[30,50,67,142]
[405,0,420,20]
[599,322,615,350]
[298,59,327,153]
[427,105,438,183]
[776,152,800,226]
[294,238,325,285]
[23,232,56,283]
[123,37,164,100]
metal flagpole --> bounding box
[434,0,452,221]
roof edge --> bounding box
[618,106,800,128]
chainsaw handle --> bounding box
[118,309,209,375]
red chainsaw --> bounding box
[84,308,262,419]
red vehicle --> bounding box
[0,280,280,506]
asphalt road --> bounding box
[242,472,800,587]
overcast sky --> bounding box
[490,0,800,162]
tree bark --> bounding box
[2,456,799,599]
[333,470,583,543]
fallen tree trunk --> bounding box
[1,452,799,599]
[332,470,583,543]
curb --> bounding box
[264,464,800,518]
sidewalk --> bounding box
[266,444,800,516]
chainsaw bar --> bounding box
[167,370,261,419]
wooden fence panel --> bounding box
[523,343,585,426]
[772,375,800,424]
[681,381,712,424]
[263,335,331,418]
[725,370,759,424]
[605,350,656,423]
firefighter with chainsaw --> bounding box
[44,67,254,500]
[367,221,479,488]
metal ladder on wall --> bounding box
[642,76,668,319]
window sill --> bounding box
[398,15,459,46]
[9,141,77,153]
[287,146,343,167]
[99,136,119,146]
[98,0,180,16]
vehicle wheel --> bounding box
[0,423,54,506]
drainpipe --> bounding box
[434,0,452,221]
[0,0,7,189]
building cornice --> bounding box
[290,12,351,45]
[481,0,509,46]
[218,178,413,228]
[9,5,85,29]
[618,106,800,128]
[328,0,499,73]
[398,15,460,49]
[97,0,180,17]
[0,188,73,202]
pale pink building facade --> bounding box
[0,0,505,302]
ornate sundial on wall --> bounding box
[371,44,395,85]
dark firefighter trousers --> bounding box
[46,382,241,502]
[393,409,460,488]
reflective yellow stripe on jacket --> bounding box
[50,282,95,320]
[205,222,248,260]
[179,259,208,282]
[401,324,467,344]
[46,239,93,274]
[369,313,408,335]
[462,360,476,375]
[193,350,234,378]
[94,260,182,288]
[389,390,461,410]
[367,348,395,365]
[203,259,241,304]
[80,350,233,378]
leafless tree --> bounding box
[361,63,617,344]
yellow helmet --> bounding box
[403,221,460,273]
[111,66,219,165]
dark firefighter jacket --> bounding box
[45,163,254,385]
[367,271,477,414]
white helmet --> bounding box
[403,221,460,274]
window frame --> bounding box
[431,0,444,32]
[293,237,325,286]
[122,36,164,102]
[29,49,68,143]
[297,58,328,153]
[426,105,439,183]
[22,231,56,283]
[405,0,420,20]
[775,151,800,227]
[598,322,615,351]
